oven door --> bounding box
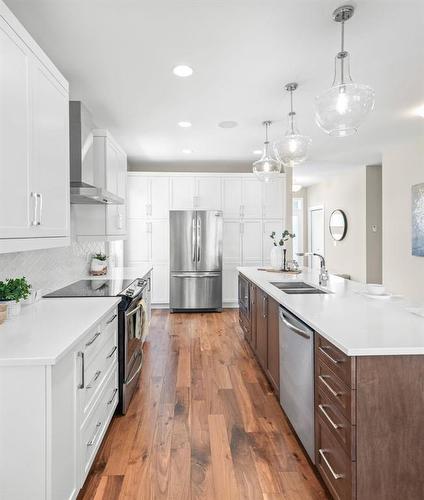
[124,296,147,381]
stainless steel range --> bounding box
[44,278,150,414]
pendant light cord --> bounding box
[340,21,345,83]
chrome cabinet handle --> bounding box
[78,351,85,389]
[318,404,341,430]
[38,193,43,225]
[318,449,344,480]
[147,277,151,292]
[197,215,201,262]
[319,346,344,365]
[106,346,118,359]
[262,295,267,318]
[192,216,197,262]
[30,192,41,226]
[87,370,101,389]
[107,388,118,405]
[86,331,101,347]
[318,375,341,398]
[281,313,311,339]
[106,314,117,324]
[87,421,102,447]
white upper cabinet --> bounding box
[127,175,149,218]
[222,178,242,218]
[242,178,262,218]
[126,219,151,262]
[170,176,196,210]
[0,8,70,251]
[195,177,222,210]
[151,220,169,262]
[151,177,169,218]
[262,177,285,219]
[242,220,262,263]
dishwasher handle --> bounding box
[280,309,311,340]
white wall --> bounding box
[307,168,368,282]
[382,136,424,300]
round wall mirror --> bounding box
[329,209,347,241]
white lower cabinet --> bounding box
[0,304,119,500]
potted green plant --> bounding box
[0,277,31,318]
[90,252,108,276]
[270,230,295,270]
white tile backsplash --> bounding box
[0,241,106,293]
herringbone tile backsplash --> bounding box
[0,240,105,293]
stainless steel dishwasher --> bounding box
[279,306,315,463]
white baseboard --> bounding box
[152,302,239,310]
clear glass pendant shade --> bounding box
[253,121,282,182]
[274,112,311,167]
[315,51,375,137]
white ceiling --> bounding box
[5,0,424,185]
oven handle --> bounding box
[125,351,143,385]
[126,303,142,318]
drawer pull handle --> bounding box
[319,346,344,365]
[318,375,341,398]
[107,346,118,359]
[77,351,85,389]
[87,421,102,447]
[107,388,118,405]
[87,370,101,389]
[86,331,101,347]
[107,314,117,324]
[318,449,345,480]
[318,404,341,430]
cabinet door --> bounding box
[106,204,126,235]
[223,220,241,262]
[151,220,169,262]
[223,264,238,304]
[249,282,257,350]
[170,176,195,209]
[151,177,169,219]
[242,178,262,218]
[222,178,242,218]
[196,177,222,210]
[127,176,150,218]
[266,296,280,394]
[255,288,268,369]
[0,19,32,238]
[30,62,69,236]
[263,177,285,219]
[125,220,151,262]
[263,220,284,265]
[151,263,169,304]
[242,221,262,263]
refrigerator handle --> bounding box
[197,215,201,262]
[192,215,197,262]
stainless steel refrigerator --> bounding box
[170,210,223,312]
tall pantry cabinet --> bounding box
[126,172,287,306]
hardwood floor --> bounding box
[78,309,329,500]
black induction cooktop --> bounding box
[44,279,134,298]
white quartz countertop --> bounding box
[0,297,121,366]
[238,267,424,356]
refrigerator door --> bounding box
[196,210,223,272]
[170,272,222,311]
[170,210,197,272]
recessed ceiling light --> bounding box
[292,184,303,193]
[173,65,193,77]
[182,148,193,154]
[253,149,262,155]
[178,121,192,128]
[218,121,238,129]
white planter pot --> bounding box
[0,300,21,318]
[270,246,283,269]
[90,258,108,275]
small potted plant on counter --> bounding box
[0,277,31,319]
[90,252,108,276]
[270,230,295,270]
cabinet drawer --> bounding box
[316,335,355,388]
[80,330,118,418]
[82,308,118,366]
[316,417,355,500]
[316,389,356,459]
[81,365,118,480]
[316,358,355,424]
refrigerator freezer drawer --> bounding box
[170,272,222,311]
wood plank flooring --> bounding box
[78,309,329,500]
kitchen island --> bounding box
[237,267,424,500]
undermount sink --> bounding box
[270,281,331,295]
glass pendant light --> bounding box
[274,83,311,167]
[315,5,375,137]
[252,121,282,182]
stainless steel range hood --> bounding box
[69,101,124,205]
